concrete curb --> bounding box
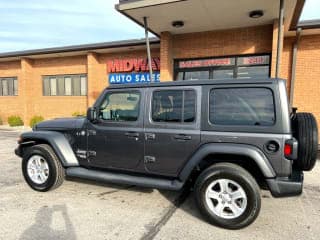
[0,125,31,132]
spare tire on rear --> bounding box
[291,112,318,171]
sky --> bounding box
[0,0,319,53]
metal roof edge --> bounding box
[107,78,281,89]
[0,38,160,59]
[297,19,320,30]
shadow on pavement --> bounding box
[66,176,207,230]
[140,185,205,240]
[159,185,205,222]
[67,176,204,223]
[19,204,77,240]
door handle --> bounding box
[125,132,140,138]
[174,134,192,141]
[145,133,155,140]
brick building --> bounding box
[0,0,319,138]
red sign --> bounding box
[107,58,160,73]
[238,56,269,66]
[179,58,234,68]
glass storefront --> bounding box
[175,54,270,80]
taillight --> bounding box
[284,139,298,159]
[284,143,293,157]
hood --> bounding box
[35,117,86,131]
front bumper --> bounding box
[266,170,303,198]
[15,146,23,157]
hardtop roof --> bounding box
[107,78,282,89]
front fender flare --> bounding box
[19,131,79,167]
[179,143,276,181]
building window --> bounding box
[213,69,234,79]
[80,76,87,96]
[50,78,57,96]
[43,74,87,96]
[0,77,18,96]
[152,90,196,123]
[65,77,72,96]
[175,54,270,80]
[184,71,210,80]
[237,66,269,79]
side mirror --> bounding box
[87,107,97,122]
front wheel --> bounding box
[194,163,261,229]
[22,144,65,192]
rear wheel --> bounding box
[194,163,261,229]
[292,112,318,171]
[22,144,65,192]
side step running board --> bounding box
[66,167,184,191]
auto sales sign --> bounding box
[107,58,160,84]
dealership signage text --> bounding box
[109,72,160,84]
[107,58,160,84]
[178,56,269,69]
[107,58,160,73]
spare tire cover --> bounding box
[292,113,318,171]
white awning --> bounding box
[117,0,303,36]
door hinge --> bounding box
[76,130,86,137]
[76,149,87,159]
[87,151,96,157]
[144,156,156,163]
[87,130,96,136]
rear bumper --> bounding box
[266,170,303,198]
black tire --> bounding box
[194,163,261,229]
[292,112,318,171]
[22,144,65,192]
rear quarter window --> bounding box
[209,88,275,126]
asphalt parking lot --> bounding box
[0,130,319,240]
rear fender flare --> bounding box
[19,131,79,167]
[179,143,276,181]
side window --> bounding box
[209,88,275,126]
[152,90,196,123]
[99,91,141,122]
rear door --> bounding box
[144,86,201,177]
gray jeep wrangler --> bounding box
[15,78,318,229]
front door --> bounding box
[144,87,201,177]
[87,89,144,170]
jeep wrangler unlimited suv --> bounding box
[15,78,318,229]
